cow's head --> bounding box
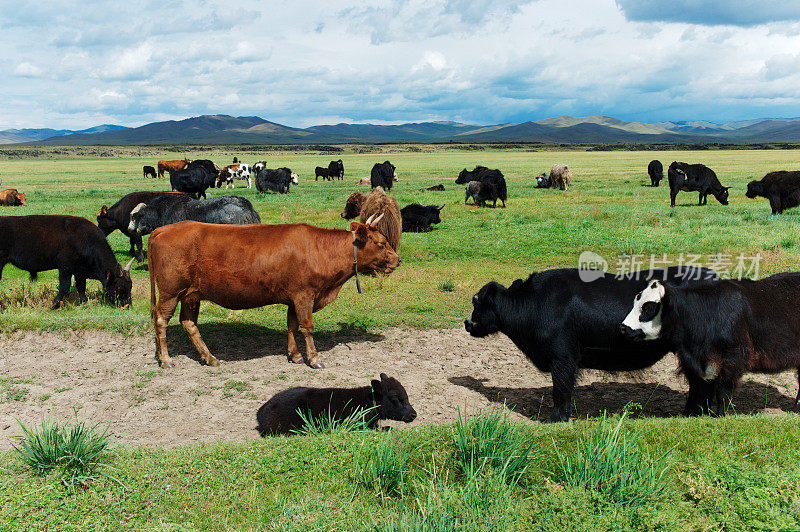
[714,186,731,205]
[745,180,763,199]
[620,280,666,341]
[341,192,365,219]
[372,373,417,423]
[351,215,400,274]
[455,168,470,184]
[428,205,444,225]
[128,203,150,235]
[96,205,115,235]
[536,173,548,188]
[15,192,26,206]
[464,281,506,337]
[104,258,133,308]
[290,172,299,185]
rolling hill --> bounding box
[12,114,800,145]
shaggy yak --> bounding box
[359,187,401,252]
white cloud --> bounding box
[13,62,44,78]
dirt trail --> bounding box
[1,328,798,450]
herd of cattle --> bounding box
[3,154,800,431]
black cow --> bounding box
[328,159,344,180]
[143,165,157,179]
[371,161,397,191]
[745,171,800,214]
[128,195,261,236]
[256,167,299,194]
[465,181,499,207]
[464,267,717,421]
[97,191,187,261]
[0,215,133,309]
[401,204,444,232]
[668,162,730,207]
[621,273,800,416]
[648,160,663,187]
[170,159,219,199]
[455,166,507,207]
[256,373,417,436]
[314,166,331,181]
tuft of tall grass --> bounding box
[358,432,412,497]
[13,415,116,493]
[452,407,538,483]
[293,404,378,436]
[555,411,674,506]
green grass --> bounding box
[294,404,378,436]
[357,432,413,497]
[3,414,800,530]
[2,145,800,334]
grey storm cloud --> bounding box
[615,0,800,26]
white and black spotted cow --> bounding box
[217,164,252,189]
[621,273,800,416]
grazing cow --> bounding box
[315,166,331,181]
[455,166,507,207]
[621,274,800,416]
[464,266,717,421]
[464,181,499,207]
[370,161,398,191]
[97,191,187,261]
[648,160,663,187]
[128,195,261,236]
[745,171,800,214]
[256,167,299,194]
[0,188,27,206]
[549,164,572,191]
[668,162,730,207]
[341,191,367,220]
[157,158,191,178]
[421,184,445,191]
[143,165,157,179]
[217,164,252,189]
[401,204,444,232]
[360,187,401,252]
[0,215,133,309]
[256,373,416,436]
[170,159,219,199]
[147,216,400,368]
[535,173,549,188]
[328,159,345,180]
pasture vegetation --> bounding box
[3,146,800,528]
[2,145,800,333]
[3,412,800,530]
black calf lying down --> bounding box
[621,273,800,416]
[465,267,716,421]
[256,373,417,436]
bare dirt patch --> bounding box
[1,327,798,449]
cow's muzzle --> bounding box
[620,324,646,341]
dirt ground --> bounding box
[2,327,799,450]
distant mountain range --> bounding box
[6,114,800,145]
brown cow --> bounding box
[147,217,400,369]
[157,158,191,178]
[0,188,26,206]
[341,191,366,219]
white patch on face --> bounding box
[393,171,398,181]
[622,281,665,340]
[702,361,719,381]
[127,203,146,233]
[291,172,299,185]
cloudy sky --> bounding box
[3,0,800,129]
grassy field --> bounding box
[3,413,800,530]
[1,145,800,333]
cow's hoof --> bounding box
[309,361,325,369]
[206,358,220,367]
[160,361,175,369]
[288,355,304,364]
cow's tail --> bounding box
[148,234,157,322]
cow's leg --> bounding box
[769,195,782,215]
[548,341,579,421]
[75,276,88,305]
[51,270,72,309]
[286,305,304,364]
[670,189,677,207]
[793,369,800,412]
[154,296,179,368]
[293,298,324,369]
[715,379,735,416]
[134,234,144,262]
[180,296,218,367]
[683,370,714,416]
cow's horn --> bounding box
[123,257,135,273]
[365,213,376,225]
[370,213,384,226]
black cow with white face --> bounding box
[465,267,717,421]
[668,162,730,207]
[621,273,800,416]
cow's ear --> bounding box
[351,223,368,246]
[371,379,383,400]
[100,205,108,215]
